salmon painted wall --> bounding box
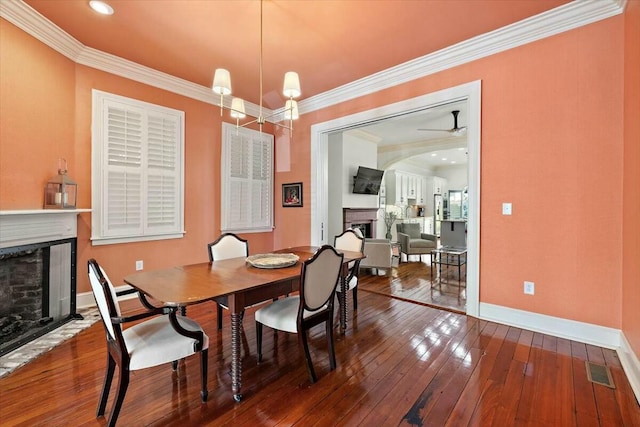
[0,19,275,294]
[0,20,75,207]
[277,16,626,329]
[0,12,631,333]
[622,0,640,358]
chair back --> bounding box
[208,233,249,261]
[334,229,365,253]
[299,245,344,312]
[88,259,122,342]
[398,222,421,238]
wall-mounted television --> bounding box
[352,166,384,195]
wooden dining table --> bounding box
[123,245,364,402]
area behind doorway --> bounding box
[358,260,466,313]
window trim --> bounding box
[91,89,185,246]
[220,122,274,234]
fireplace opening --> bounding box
[351,223,372,238]
[0,238,78,356]
[343,208,378,239]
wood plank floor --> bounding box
[1,268,639,426]
[359,257,466,313]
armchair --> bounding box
[360,239,398,275]
[396,222,437,262]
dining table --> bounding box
[123,245,364,402]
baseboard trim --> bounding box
[619,333,640,404]
[76,286,138,309]
[479,302,621,349]
[479,302,640,404]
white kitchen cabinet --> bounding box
[416,177,426,205]
[385,170,406,205]
[424,216,434,234]
[386,170,434,207]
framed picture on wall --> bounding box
[282,182,303,207]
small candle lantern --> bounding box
[44,159,77,209]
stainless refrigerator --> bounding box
[433,194,444,236]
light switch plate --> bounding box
[135,260,143,271]
[502,203,512,215]
[524,281,535,295]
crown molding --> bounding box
[0,0,269,120]
[2,0,625,118]
[297,0,625,114]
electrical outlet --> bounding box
[502,203,512,215]
[524,281,535,295]
[135,260,143,271]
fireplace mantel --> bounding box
[0,209,90,249]
[343,208,379,238]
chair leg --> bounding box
[172,360,178,371]
[256,321,263,362]
[326,318,337,371]
[180,306,186,316]
[106,363,129,427]
[200,348,208,402]
[352,287,358,311]
[97,353,116,417]
[217,303,223,330]
[300,329,317,383]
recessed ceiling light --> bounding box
[458,147,465,151]
[442,158,448,161]
[430,153,437,157]
[89,1,114,15]
[451,161,457,164]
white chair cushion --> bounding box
[255,296,327,334]
[335,275,358,292]
[123,315,209,371]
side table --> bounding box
[430,247,467,287]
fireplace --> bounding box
[343,208,379,238]
[0,210,85,356]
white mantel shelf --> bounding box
[0,209,90,249]
[0,209,91,215]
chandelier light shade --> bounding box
[283,72,301,98]
[230,98,246,119]
[213,68,232,116]
[211,0,301,134]
[212,69,232,95]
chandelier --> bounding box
[212,0,301,134]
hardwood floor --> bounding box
[359,257,466,313]
[1,268,638,426]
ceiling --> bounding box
[21,0,570,169]
[24,0,568,109]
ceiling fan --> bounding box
[418,110,467,135]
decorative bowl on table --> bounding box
[246,253,299,269]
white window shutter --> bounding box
[103,102,144,237]
[146,113,180,233]
[92,90,185,245]
[221,123,273,233]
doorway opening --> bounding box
[310,81,481,317]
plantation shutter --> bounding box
[92,90,184,245]
[104,102,144,236]
[146,113,180,233]
[221,123,273,233]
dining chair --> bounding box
[255,245,344,383]
[333,228,365,311]
[87,259,208,427]
[208,233,249,330]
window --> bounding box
[221,123,273,233]
[91,90,184,245]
